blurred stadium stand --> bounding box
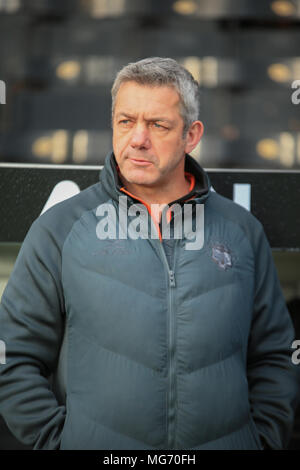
[1,0,300,167]
[0,0,300,450]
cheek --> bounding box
[113,131,128,157]
[156,137,184,158]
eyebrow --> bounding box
[116,112,174,125]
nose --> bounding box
[130,124,151,150]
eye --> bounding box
[118,119,132,127]
[153,122,167,130]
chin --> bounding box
[127,176,154,186]
[125,169,157,185]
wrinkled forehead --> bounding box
[113,81,183,118]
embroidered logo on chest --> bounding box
[211,243,233,270]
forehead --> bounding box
[114,81,182,117]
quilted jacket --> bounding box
[0,152,298,450]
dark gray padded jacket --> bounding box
[0,152,298,450]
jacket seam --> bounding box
[68,393,160,448]
[71,324,164,376]
[191,417,252,449]
[182,343,243,376]
[78,264,163,302]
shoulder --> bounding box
[207,190,263,227]
[206,190,266,247]
[24,181,109,250]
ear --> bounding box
[184,121,204,154]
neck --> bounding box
[121,175,190,206]
[118,155,191,205]
[119,171,191,225]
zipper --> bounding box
[117,186,179,448]
[158,241,177,449]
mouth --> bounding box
[128,157,154,166]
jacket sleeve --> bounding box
[0,217,66,449]
[247,222,300,450]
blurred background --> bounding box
[0,0,300,450]
[1,0,300,168]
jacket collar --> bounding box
[99,151,212,205]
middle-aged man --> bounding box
[0,57,299,451]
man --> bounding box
[0,57,299,450]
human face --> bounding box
[112,81,190,188]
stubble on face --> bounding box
[112,81,188,190]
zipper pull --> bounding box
[169,270,176,287]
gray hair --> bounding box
[111,57,200,135]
